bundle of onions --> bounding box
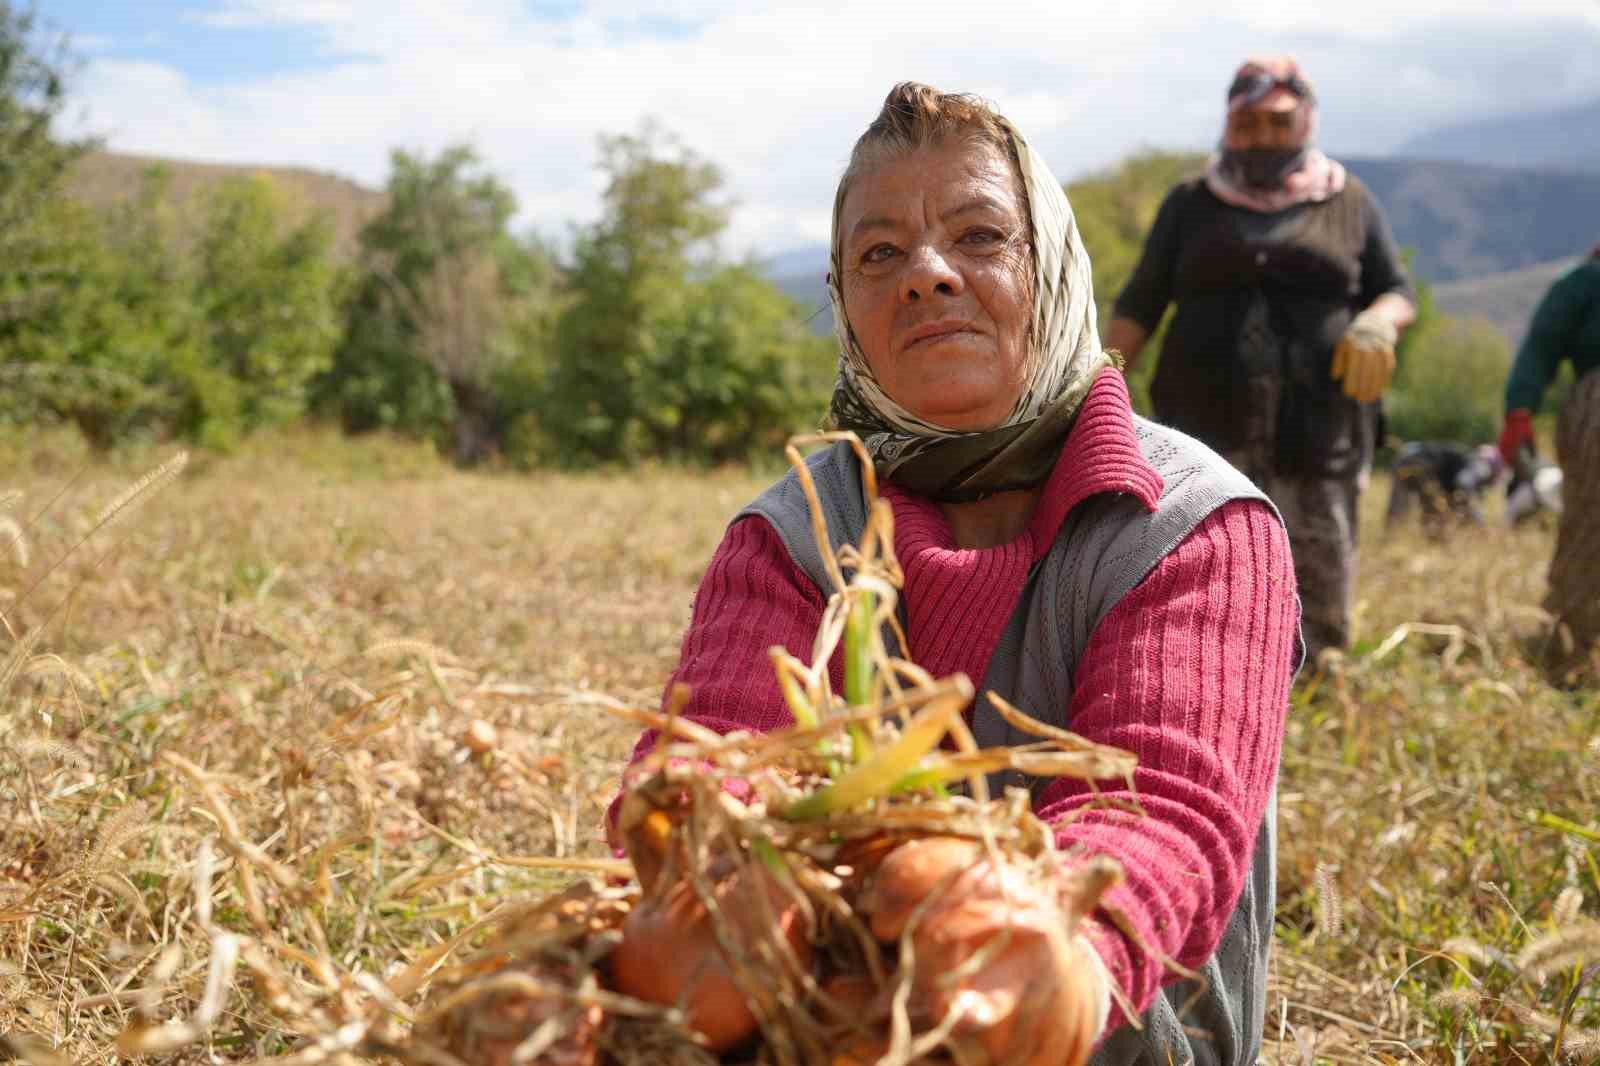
[403,434,1136,1066]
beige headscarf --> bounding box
[826,117,1112,503]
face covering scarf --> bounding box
[825,120,1111,503]
[1203,56,1347,214]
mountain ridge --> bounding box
[65,150,386,259]
[1397,96,1600,174]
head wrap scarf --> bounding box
[1204,56,1347,214]
[825,117,1112,503]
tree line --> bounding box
[1,4,1517,466]
[1,7,834,468]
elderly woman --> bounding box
[1498,242,1600,662]
[1105,57,1416,661]
[616,83,1301,1064]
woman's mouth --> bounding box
[902,320,978,349]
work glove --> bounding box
[1497,408,1535,468]
[1330,308,1399,404]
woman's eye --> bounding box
[960,228,1002,248]
[861,244,898,264]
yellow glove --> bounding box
[1330,308,1398,405]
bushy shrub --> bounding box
[4,168,342,451]
[540,125,832,466]
[1386,315,1511,445]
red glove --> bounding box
[1498,408,1535,467]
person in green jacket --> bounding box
[1498,243,1600,664]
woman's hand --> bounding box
[1498,407,1535,467]
[1331,306,1399,404]
[859,837,1106,1066]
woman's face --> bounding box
[837,138,1032,432]
[1223,88,1303,150]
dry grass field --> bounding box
[1,425,1596,1065]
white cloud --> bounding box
[64,0,1600,254]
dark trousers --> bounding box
[1547,370,1600,660]
[1224,449,1360,661]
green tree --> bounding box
[320,146,553,464]
[0,2,81,312]
[547,123,829,464]
[0,0,100,419]
[5,167,344,450]
[2,171,197,448]
[633,265,834,462]
[547,124,727,460]
[1386,314,1511,444]
[184,176,342,447]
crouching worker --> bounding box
[1505,446,1564,526]
[1384,441,1504,534]
[611,83,1301,1065]
[1499,241,1600,661]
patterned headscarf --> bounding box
[826,117,1111,503]
[1204,56,1347,214]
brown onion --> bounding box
[857,836,983,943]
[607,863,812,1052]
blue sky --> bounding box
[40,1,362,84]
[42,1,1600,253]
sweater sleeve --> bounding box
[1111,184,1187,333]
[1357,187,1416,308]
[1506,268,1585,414]
[1033,498,1298,1027]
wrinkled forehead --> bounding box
[834,135,1029,244]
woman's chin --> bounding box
[903,394,1015,432]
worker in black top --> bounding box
[1106,56,1417,661]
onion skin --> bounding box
[607,863,813,1053]
[858,836,983,943]
[858,836,1101,1066]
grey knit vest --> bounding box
[737,417,1286,1066]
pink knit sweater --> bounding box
[620,370,1300,1028]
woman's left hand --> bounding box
[859,837,1105,1066]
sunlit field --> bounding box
[2,426,1595,1065]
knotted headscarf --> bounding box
[1204,56,1347,214]
[826,117,1111,503]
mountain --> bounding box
[1343,157,1600,282]
[1433,256,1578,347]
[1397,97,1600,174]
[767,253,832,335]
[65,150,385,259]
[759,245,830,278]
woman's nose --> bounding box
[898,243,963,303]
